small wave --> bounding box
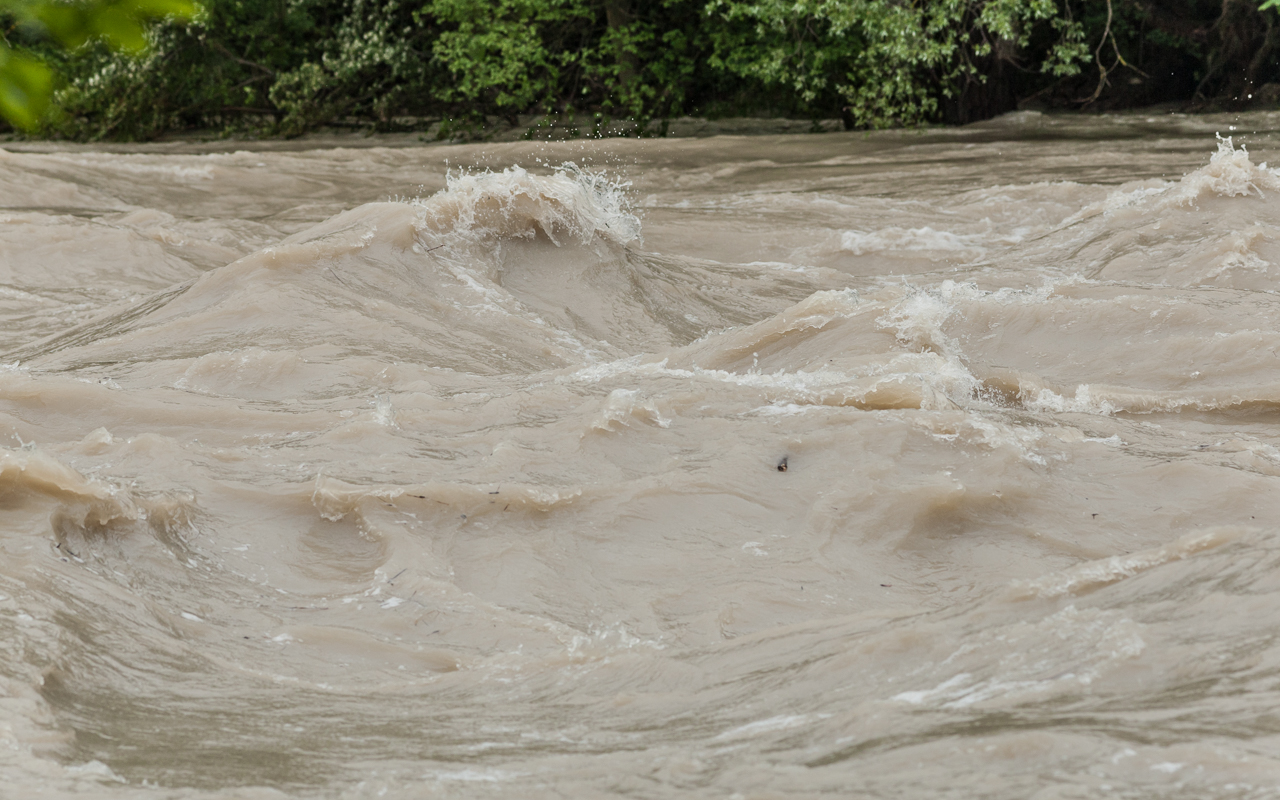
[1008,527,1245,600]
[588,388,671,432]
[1162,136,1280,208]
[1030,137,1280,287]
[1058,136,1279,226]
[311,474,588,521]
[1015,380,1280,416]
[841,226,988,258]
[413,163,641,248]
[0,447,138,527]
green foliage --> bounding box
[0,43,51,128]
[584,1,709,122]
[0,0,197,129]
[704,0,1086,128]
[705,0,865,110]
[9,0,1280,139]
[44,0,438,138]
[422,0,1091,129]
[270,0,436,134]
[50,0,320,138]
[428,0,594,115]
[423,0,713,126]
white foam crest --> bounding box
[1008,527,1244,600]
[1163,136,1280,207]
[413,163,641,248]
[1023,384,1119,415]
[562,349,980,411]
[1018,382,1280,416]
[1054,137,1280,230]
[1061,182,1169,224]
[892,605,1147,710]
[560,621,666,663]
[426,768,522,783]
[589,388,671,432]
[712,713,826,742]
[373,394,398,428]
[1200,228,1273,280]
[928,415,1054,466]
[876,280,984,355]
[840,226,987,257]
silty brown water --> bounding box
[4,111,1280,798]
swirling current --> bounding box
[4,112,1280,798]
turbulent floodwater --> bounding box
[5,111,1280,799]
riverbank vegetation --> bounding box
[3,0,1280,139]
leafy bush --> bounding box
[5,0,1280,139]
[427,0,594,117]
[1,0,196,129]
[270,0,438,134]
[704,0,1089,127]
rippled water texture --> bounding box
[5,111,1280,798]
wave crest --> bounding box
[414,164,641,248]
[1163,136,1280,207]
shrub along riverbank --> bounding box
[4,0,1280,141]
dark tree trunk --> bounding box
[941,47,1021,125]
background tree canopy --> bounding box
[0,0,196,127]
[2,0,1280,139]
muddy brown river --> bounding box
[5,111,1280,798]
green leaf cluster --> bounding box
[8,0,1280,139]
[1,0,196,128]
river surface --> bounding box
[5,111,1280,798]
